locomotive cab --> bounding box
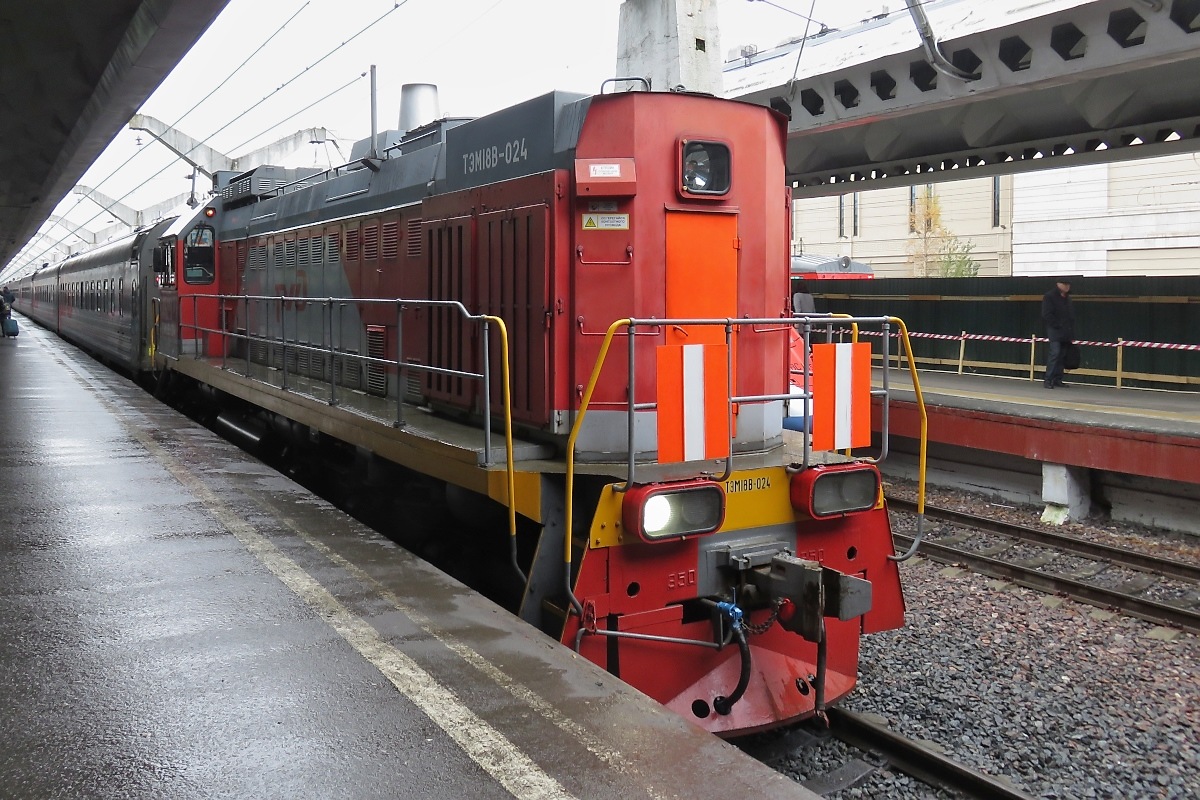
[554,90,912,735]
[155,204,221,359]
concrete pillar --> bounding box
[616,0,723,95]
[1040,463,1091,524]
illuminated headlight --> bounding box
[622,481,725,542]
[790,464,880,519]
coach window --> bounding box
[680,140,730,196]
[184,225,215,285]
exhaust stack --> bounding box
[399,83,440,133]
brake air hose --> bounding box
[713,600,752,716]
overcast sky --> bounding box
[32,0,889,263]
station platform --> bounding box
[0,318,815,800]
[877,368,1200,486]
[873,366,1200,532]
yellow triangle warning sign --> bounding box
[584,215,598,228]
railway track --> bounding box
[887,497,1200,634]
[828,709,1036,799]
[738,710,1038,798]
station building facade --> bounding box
[791,152,1200,279]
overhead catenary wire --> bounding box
[10,2,316,279]
[4,0,411,281]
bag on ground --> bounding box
[1063,342,1080,370]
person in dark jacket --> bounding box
[1042,278,1075,388]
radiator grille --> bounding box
[366,325,387,396]
[381,222,399,259]
[406,218,423,258]
[363,225,378,261]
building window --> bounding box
[908,186,917,232]
[838,195,846,238]
[852,192,860,237]
[992,175,1001,228]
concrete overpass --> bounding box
[4,0,1199,272]
[725,0,1200,196]
[0,0,230,270]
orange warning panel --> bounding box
[811,342,871,452]
[656,343,730,463]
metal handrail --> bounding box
[171,292,523,580]
[563,313,931,613]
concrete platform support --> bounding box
[1041,463,1091,523]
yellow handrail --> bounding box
[482,315,520,573]
[888,316,928,518]
[563,319,630,602]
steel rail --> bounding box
[891,533,1200,634]
[829,709,1038,800]
[888,497,1200,582]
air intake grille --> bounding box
[382,222,399,259]
[366,325,387,396]
[406,218,423,259]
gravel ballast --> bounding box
[755,481,1199,799]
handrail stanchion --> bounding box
[566,319,631,617]
[957,330,966,374]
[718,321,735,482]
[327,298,336,405]
[1117,338,1124,389]
[221,296,229,370]
[481,319,492,466]
[280,296,289,391]
[395,302,405,428]
[888,316,928,563]
[480,314,523,587]
[877,321,891,463]
[624,322,637,490]
[1029,334,1037,382]
[244,296,251,377]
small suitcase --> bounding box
[3,317,17,337]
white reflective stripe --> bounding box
[834,343,854,450]
[682,344,706,460]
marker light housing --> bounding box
[790,463,880,519]
[622,480,726,542]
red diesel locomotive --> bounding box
[17,84,925,736]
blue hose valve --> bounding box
[716,600,744,629]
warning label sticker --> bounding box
[582,213,630,230]
[589,163,622,178]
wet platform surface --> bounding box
[0,317,816,800]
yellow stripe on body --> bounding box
[588,467,796,549]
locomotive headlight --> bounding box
[622,481,725,542]
[789,464,880,519]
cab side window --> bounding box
[183,225,216,285]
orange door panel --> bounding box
[664,211,738,345]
